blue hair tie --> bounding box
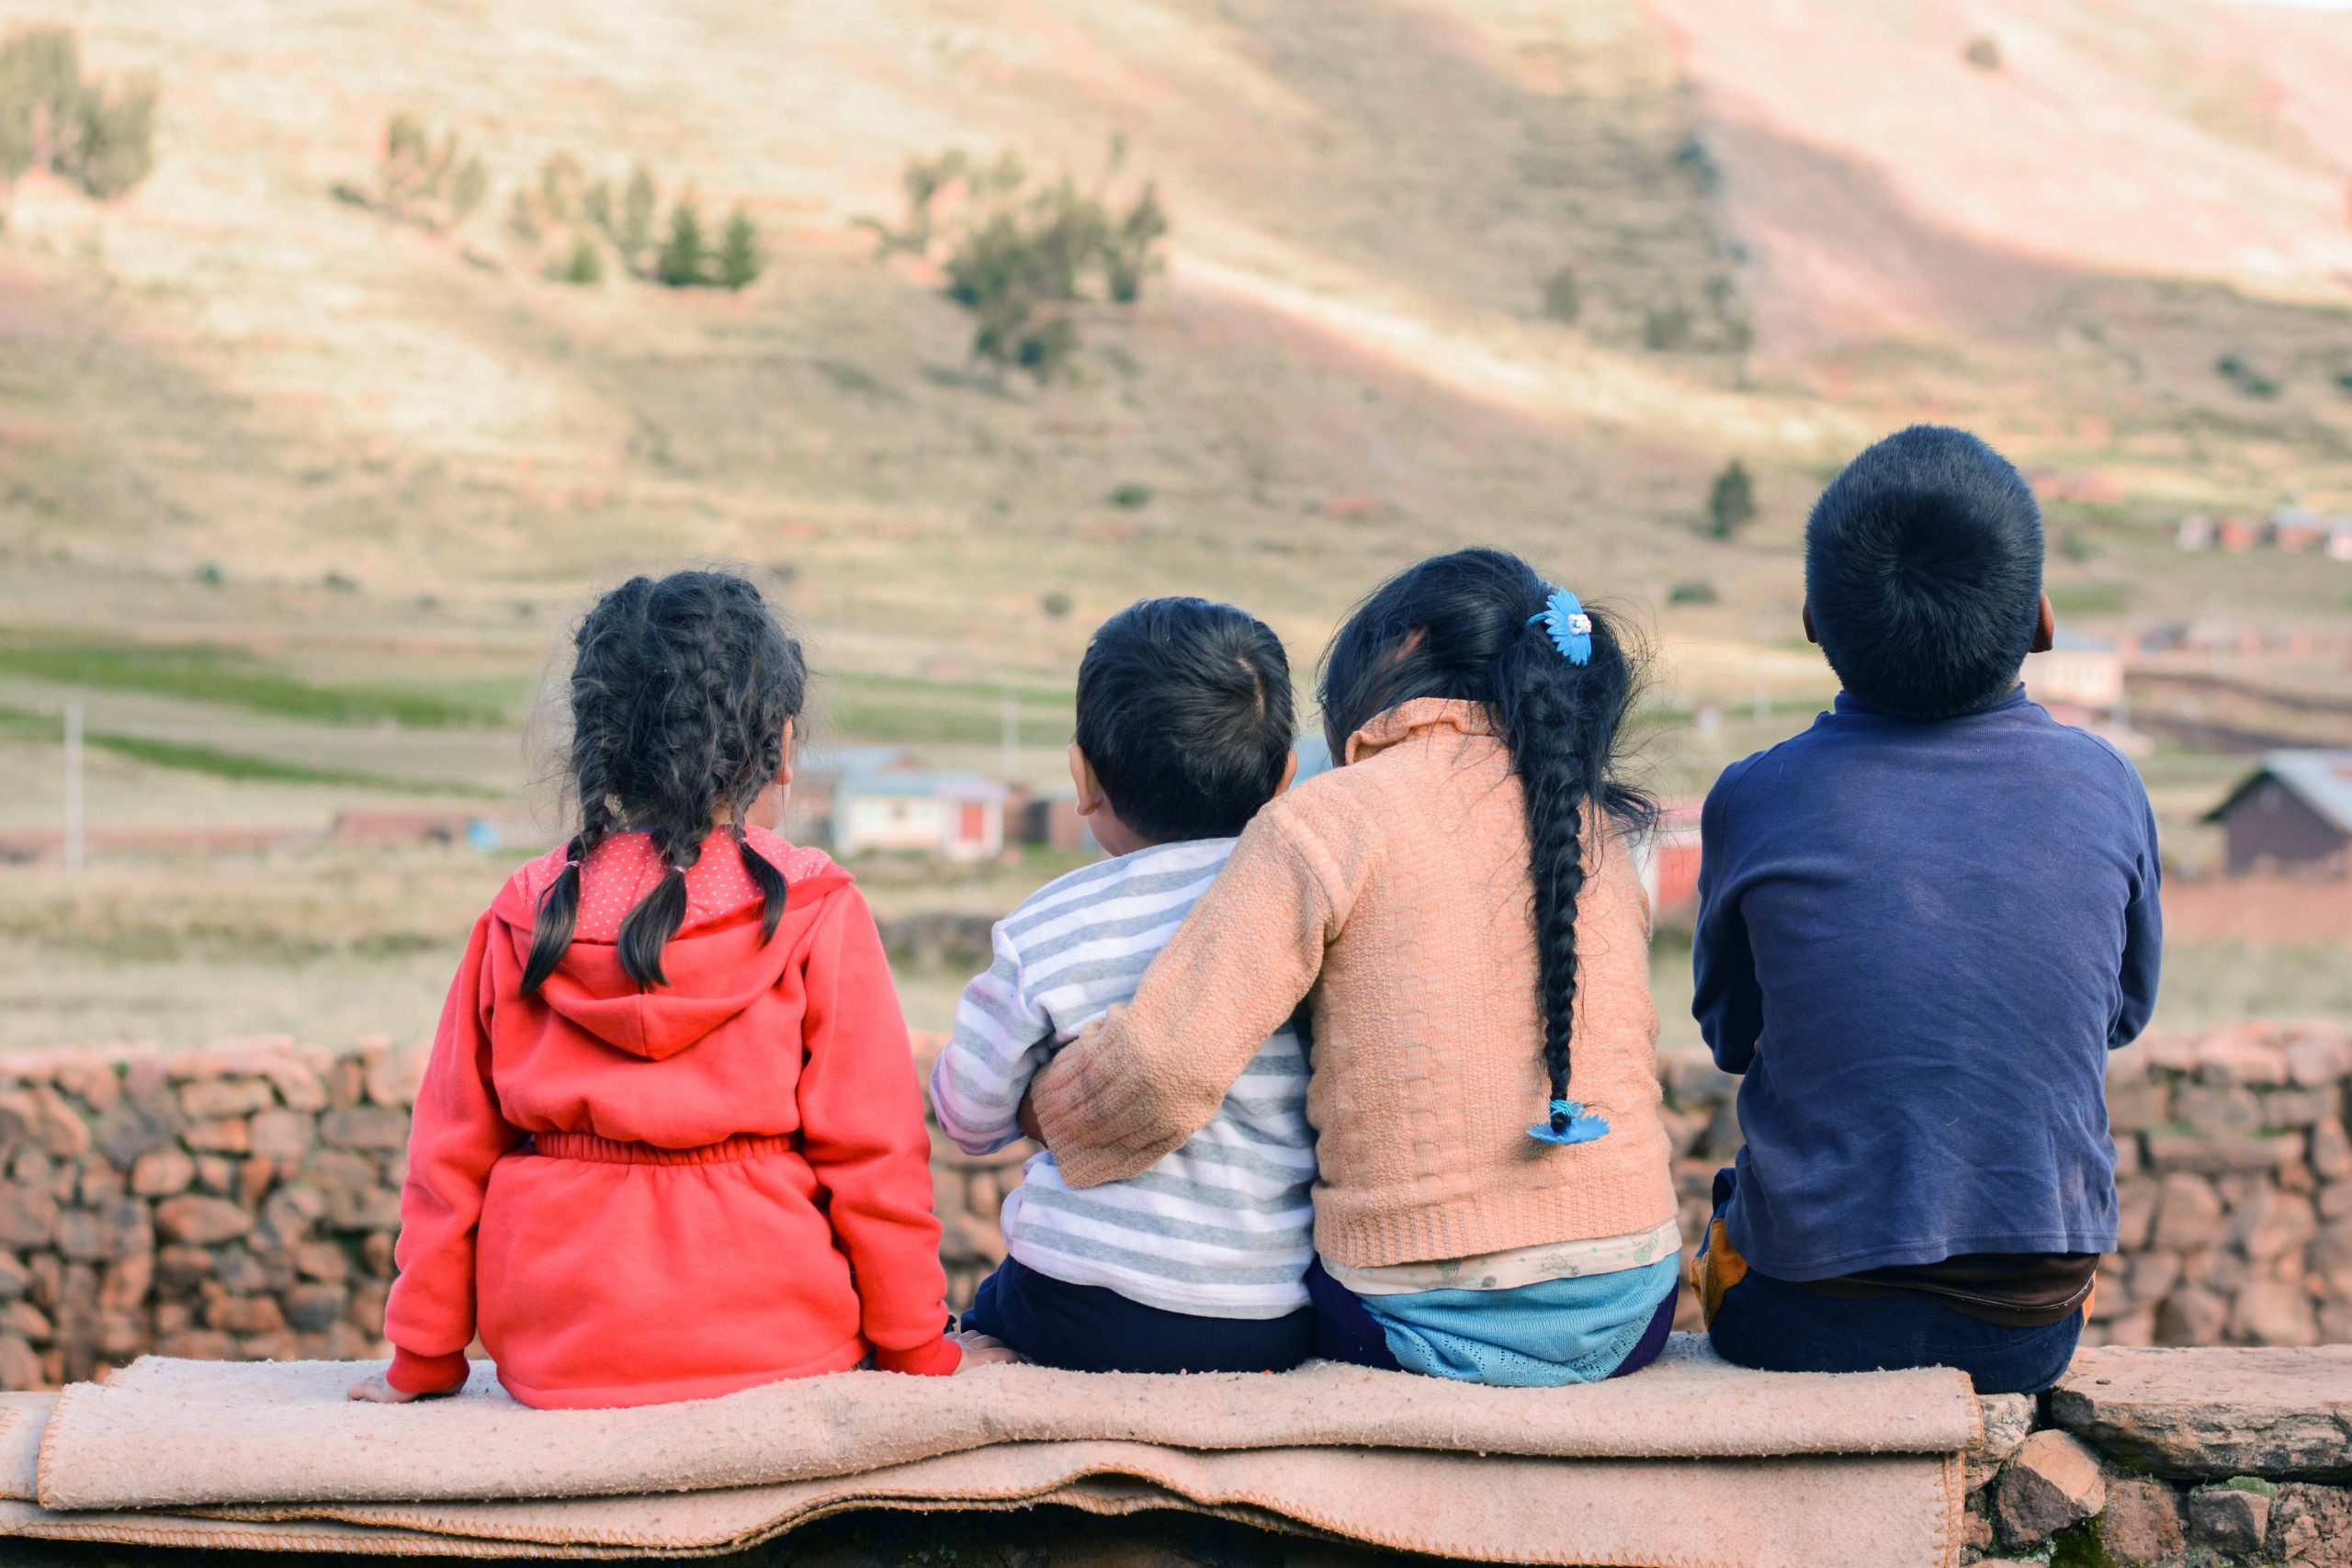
[1527,589,1593,666]
[1528,1099,1611,1147]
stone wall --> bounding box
[0,1023,2344,1389]
[1960,1346,2350,1566]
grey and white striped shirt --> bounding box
[929,839,1316,1318]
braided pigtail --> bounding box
[534,570,808,995]
[1319,548,1654,1146]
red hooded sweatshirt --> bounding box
[382,824,956,1409]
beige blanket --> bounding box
[6,1339,1984,1567]
[2,1417,1967,1567]
[35,1337,1978,1510]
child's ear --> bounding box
[1272,748,1299,796]
[776,718,796,788]
[1068,743,1106,818]
[1801,601,1819,647]
[2030,593,2056,655]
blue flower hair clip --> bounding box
[1527,589,1593,666]
[1528,1099,1611,1147]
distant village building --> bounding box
[1640,800,1703,918]
[834,771,1009,862]
[2204,751,2352,879]
[2023,631,2124,712]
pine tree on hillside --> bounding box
[1707,459,1758,540]
[657,197,705,287]
[718,205,763,290]
[621,164,658,261]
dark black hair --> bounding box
[1804,424,2045,720]
[523,570,806,994]
[1073,597,1295,842]
[1319,548,1654,1135]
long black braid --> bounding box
[523,570,805,994]
[1318,548,1654,1132]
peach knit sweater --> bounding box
[1033,698,1677,1269]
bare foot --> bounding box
[950,1329,1023,1371]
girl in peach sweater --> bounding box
[1031,548,1680,1385]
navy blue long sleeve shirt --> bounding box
[1692,685,2162,1280]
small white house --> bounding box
[2023,631,2123,712]
[834,772,1010,862]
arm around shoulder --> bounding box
[1033,795,1363,1186]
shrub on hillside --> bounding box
[717,205,763,290]
[656,197,705,287]
[1668,578,1719,605]
[863,141,1170,385]
[0,26,160,203]
[1706,459,1758,540]
[374,113,488,234]
[1540,267,1581,325]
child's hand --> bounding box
[347,1375,429,1404]
[1015,1089,1045,1145]
[950,1328,1023,1371]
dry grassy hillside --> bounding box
[2,0,2350,1047]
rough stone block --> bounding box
[364,1049,426,1109]
[130,1146,196,1197]
[179,1079,272,1121]
[0,1185,57,1249]
[205,1293,286,1335]
[183,1117,252,1154]
[322,1106,409,1152]
[26,1088,91,1159]
[156,1329,237,1360]
[0,1334,41,1391]
[2107,1077,2168,1134]
[1994,1429,2106,1545]
[2187,1483,2272,1554]
[2052,1346,2352,1481]
[2148,1133,2300,1177]
[2261,1088,2339,1129]
[52,1208,103,1263]
[2284,1033,2352,1088]
[2232,1189,2319,1261]
[91,1095,181,1171]
[2124,1251,2180,1305]
[155,1195,253,1247]
[153,1246,213,1292]
[2116,1177,2158,1251]
[2097,1478,2185,1565]
[2313,1120,2352,1183]
[2152,1174,2223,1250]
[248,1109,314,1162]
[2270,1483,2352,1568]
[96,1251,153,1314]
[2231,1279,2319,1347]
[2176,1083,2262,1136]
[285,1282,349,1332]
[0,1253,28,1300]
[0,1301,51,1339]
[1967,1394,2037,1489]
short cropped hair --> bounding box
[1074,598,1295,842]
[1804,425,2045,720]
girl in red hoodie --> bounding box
[350,570,961,1409]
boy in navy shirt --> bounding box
[1690,424,2161,1393]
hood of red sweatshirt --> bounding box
[490,825,854,1062]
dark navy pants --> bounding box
[1701,1170,2084,1395]
[961,1254,1314,1374]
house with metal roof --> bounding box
[2204,750,2352,878]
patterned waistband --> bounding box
[528,1131,795,1166]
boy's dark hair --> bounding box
[1074,598,1295,842]
[524,570,806,994]
[1805,425,2045,721]
[1319,548,1655,1136]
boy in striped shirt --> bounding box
[930,598,1316,1372]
